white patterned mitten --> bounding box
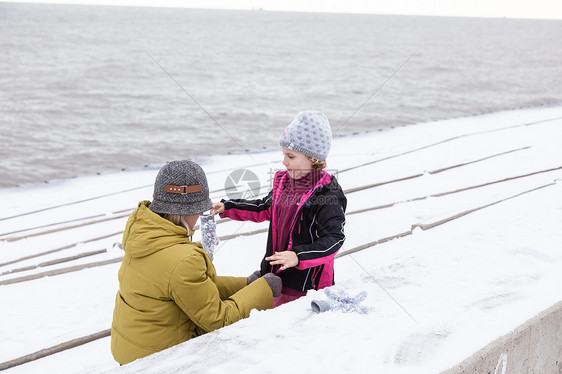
[200,214,220,260]
[311,288,368,314]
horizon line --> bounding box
[1,1,561,21]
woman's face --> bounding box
[281,147,313,179]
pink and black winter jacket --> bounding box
[220,170,346,293]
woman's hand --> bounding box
[210,202,225,215]
[266,251,298,271]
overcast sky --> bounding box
[2,0,561,19]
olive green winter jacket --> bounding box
[111,201,273,365]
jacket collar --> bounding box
[123,201,194,258]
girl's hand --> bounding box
[266,251,298,271]
[210,202,225,215]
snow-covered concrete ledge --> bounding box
[443,300,562,374]
[1,106,562,373]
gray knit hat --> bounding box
[279,110,332,161]
[149,160,213,216]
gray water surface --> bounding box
[1,3,561,187]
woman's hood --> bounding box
[122,201,193,258]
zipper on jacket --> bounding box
[310,267,318,289]
[312,266,324,290]
[286,186,323,252]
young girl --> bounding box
[212,111,347,307]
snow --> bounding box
[1,106,562,373]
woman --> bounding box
[111,160,281,365]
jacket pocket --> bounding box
[310,265,324,290]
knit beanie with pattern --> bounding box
[279,110,332,161]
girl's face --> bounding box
[282,147,313,179]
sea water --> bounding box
[0,3,561,187]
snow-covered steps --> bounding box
[1,106,562,373]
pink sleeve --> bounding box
[221,206,271,223]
